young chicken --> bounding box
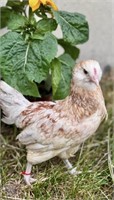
[0,60,107,185]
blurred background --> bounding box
[0,0,113,68]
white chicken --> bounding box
[0,60,107,185]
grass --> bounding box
[0,72,113,200]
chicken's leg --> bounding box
[63,159,81,175]
[22,162,37,185]
[63,159,76,174]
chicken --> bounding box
[0,60,107,185]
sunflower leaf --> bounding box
[53,54,75,100]
[53,10,89,45]
[0,31,57,97]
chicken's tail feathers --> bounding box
[0,81,31,125]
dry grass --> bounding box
[0,72,113,200]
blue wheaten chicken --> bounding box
[0,60,107,185]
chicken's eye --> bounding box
[83,69,88,75]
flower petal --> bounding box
[46,0,58,10]
[29,0,40,11]
[29,0,58,11]
[41,0,47,5]
[29,0,38,7]
[32,2,40,11]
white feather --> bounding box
[0,81,31,125]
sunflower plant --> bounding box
[0,0,89,99]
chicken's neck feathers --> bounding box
[57,84,105,121]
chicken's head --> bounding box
[72,60,102,90]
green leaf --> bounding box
[36,18,57,33]
[0,7,12,28]
[26,33,58,83]
[7,0,25,7]
[7,13,27,30]
[6,0,27,12]
[0,31,57,97]
[53,54,75,100]
[1,66,39,97]
[58,39,80,60]
[32,18,57,40]
[51,58,61,96]
[53,10,89,45]
[31,33,46,40]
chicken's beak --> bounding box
[91,76,99,86]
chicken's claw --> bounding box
[69,167,82,175]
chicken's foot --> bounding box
[22,162,37,185]
[63,159,81,175]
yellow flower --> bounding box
[29,0,58,12]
